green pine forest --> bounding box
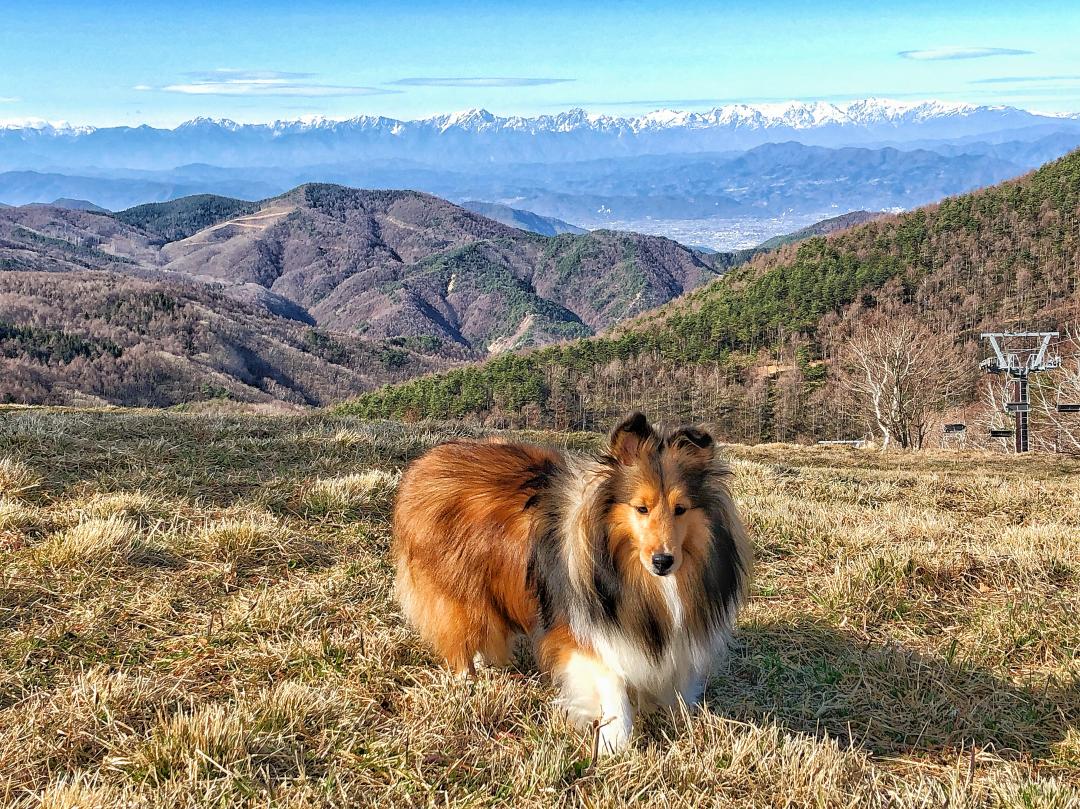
[338,150,1080,442]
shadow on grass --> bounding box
[704,618,1078,762]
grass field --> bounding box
[1,408,1078,808]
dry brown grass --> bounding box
[34,516,140,568]
[0,409,1077,807]
[0,456,42,498]
[299,470,400,519]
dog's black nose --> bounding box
[652,553,674,575]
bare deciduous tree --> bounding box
[840,316,971,450]
[976,374,1014,451]
[1037,327,1080,454]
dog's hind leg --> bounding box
[429,598,485,677]
[671,666,707,709]
[478,623,518,669]
[396,563,483,676]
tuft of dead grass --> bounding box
[34,516,139,567]
[299,469,399,518]
[0,497,42,535]
[194,515,281,564]
[78,491,162,525]
[0,457,41,498]
[35,777,115,809]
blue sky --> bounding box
[1,0,1078,126]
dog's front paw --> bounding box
[596,713,632,755]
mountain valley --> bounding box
[345,149,1080,441]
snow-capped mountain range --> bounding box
[2,98,1078,171]
[4,98,1078,136]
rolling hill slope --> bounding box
[341,150,1080,439]
[0,185,746,406]
[0,270,458,408]
[132,185,725,351]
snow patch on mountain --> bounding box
[0,118,94,134]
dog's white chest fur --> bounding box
[570,574,729,706]
[659,576,683,628]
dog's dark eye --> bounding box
[635,505,649,514]
[674,505,687,516]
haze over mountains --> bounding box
[5,100,1078,168]
[4,99,1080,248]
[459,201,585,236]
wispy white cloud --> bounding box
[139,69,399,97]
[971,74,1080,84]
[0,96,19,103]
[188,69,312,82]
[160,83,393,97]
[898,46,1033,61]
[390,77,573,87]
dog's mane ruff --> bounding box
[528,436,751,698]
[557,454,610,591]
[700,455,753,611]
[528,451,611,636]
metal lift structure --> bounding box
[980,332,1062,452]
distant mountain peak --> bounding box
[0,118,94,134]
[3,99,1078,189]
[432,108,498,132]
[176,116,243,131]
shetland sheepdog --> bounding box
[392,412,752,753]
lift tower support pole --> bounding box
[980,332,1061,453]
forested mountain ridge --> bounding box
[755,210,882,250]
[113,194,262,242]
[135,185,726,351]
[340,149,1080,440]
[0,185,743,406]
[0,185,735,348]
[0,270,457,407]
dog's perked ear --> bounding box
[609,412,657,466]
[666,426,716,467]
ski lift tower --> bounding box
[980,332,1061,452]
